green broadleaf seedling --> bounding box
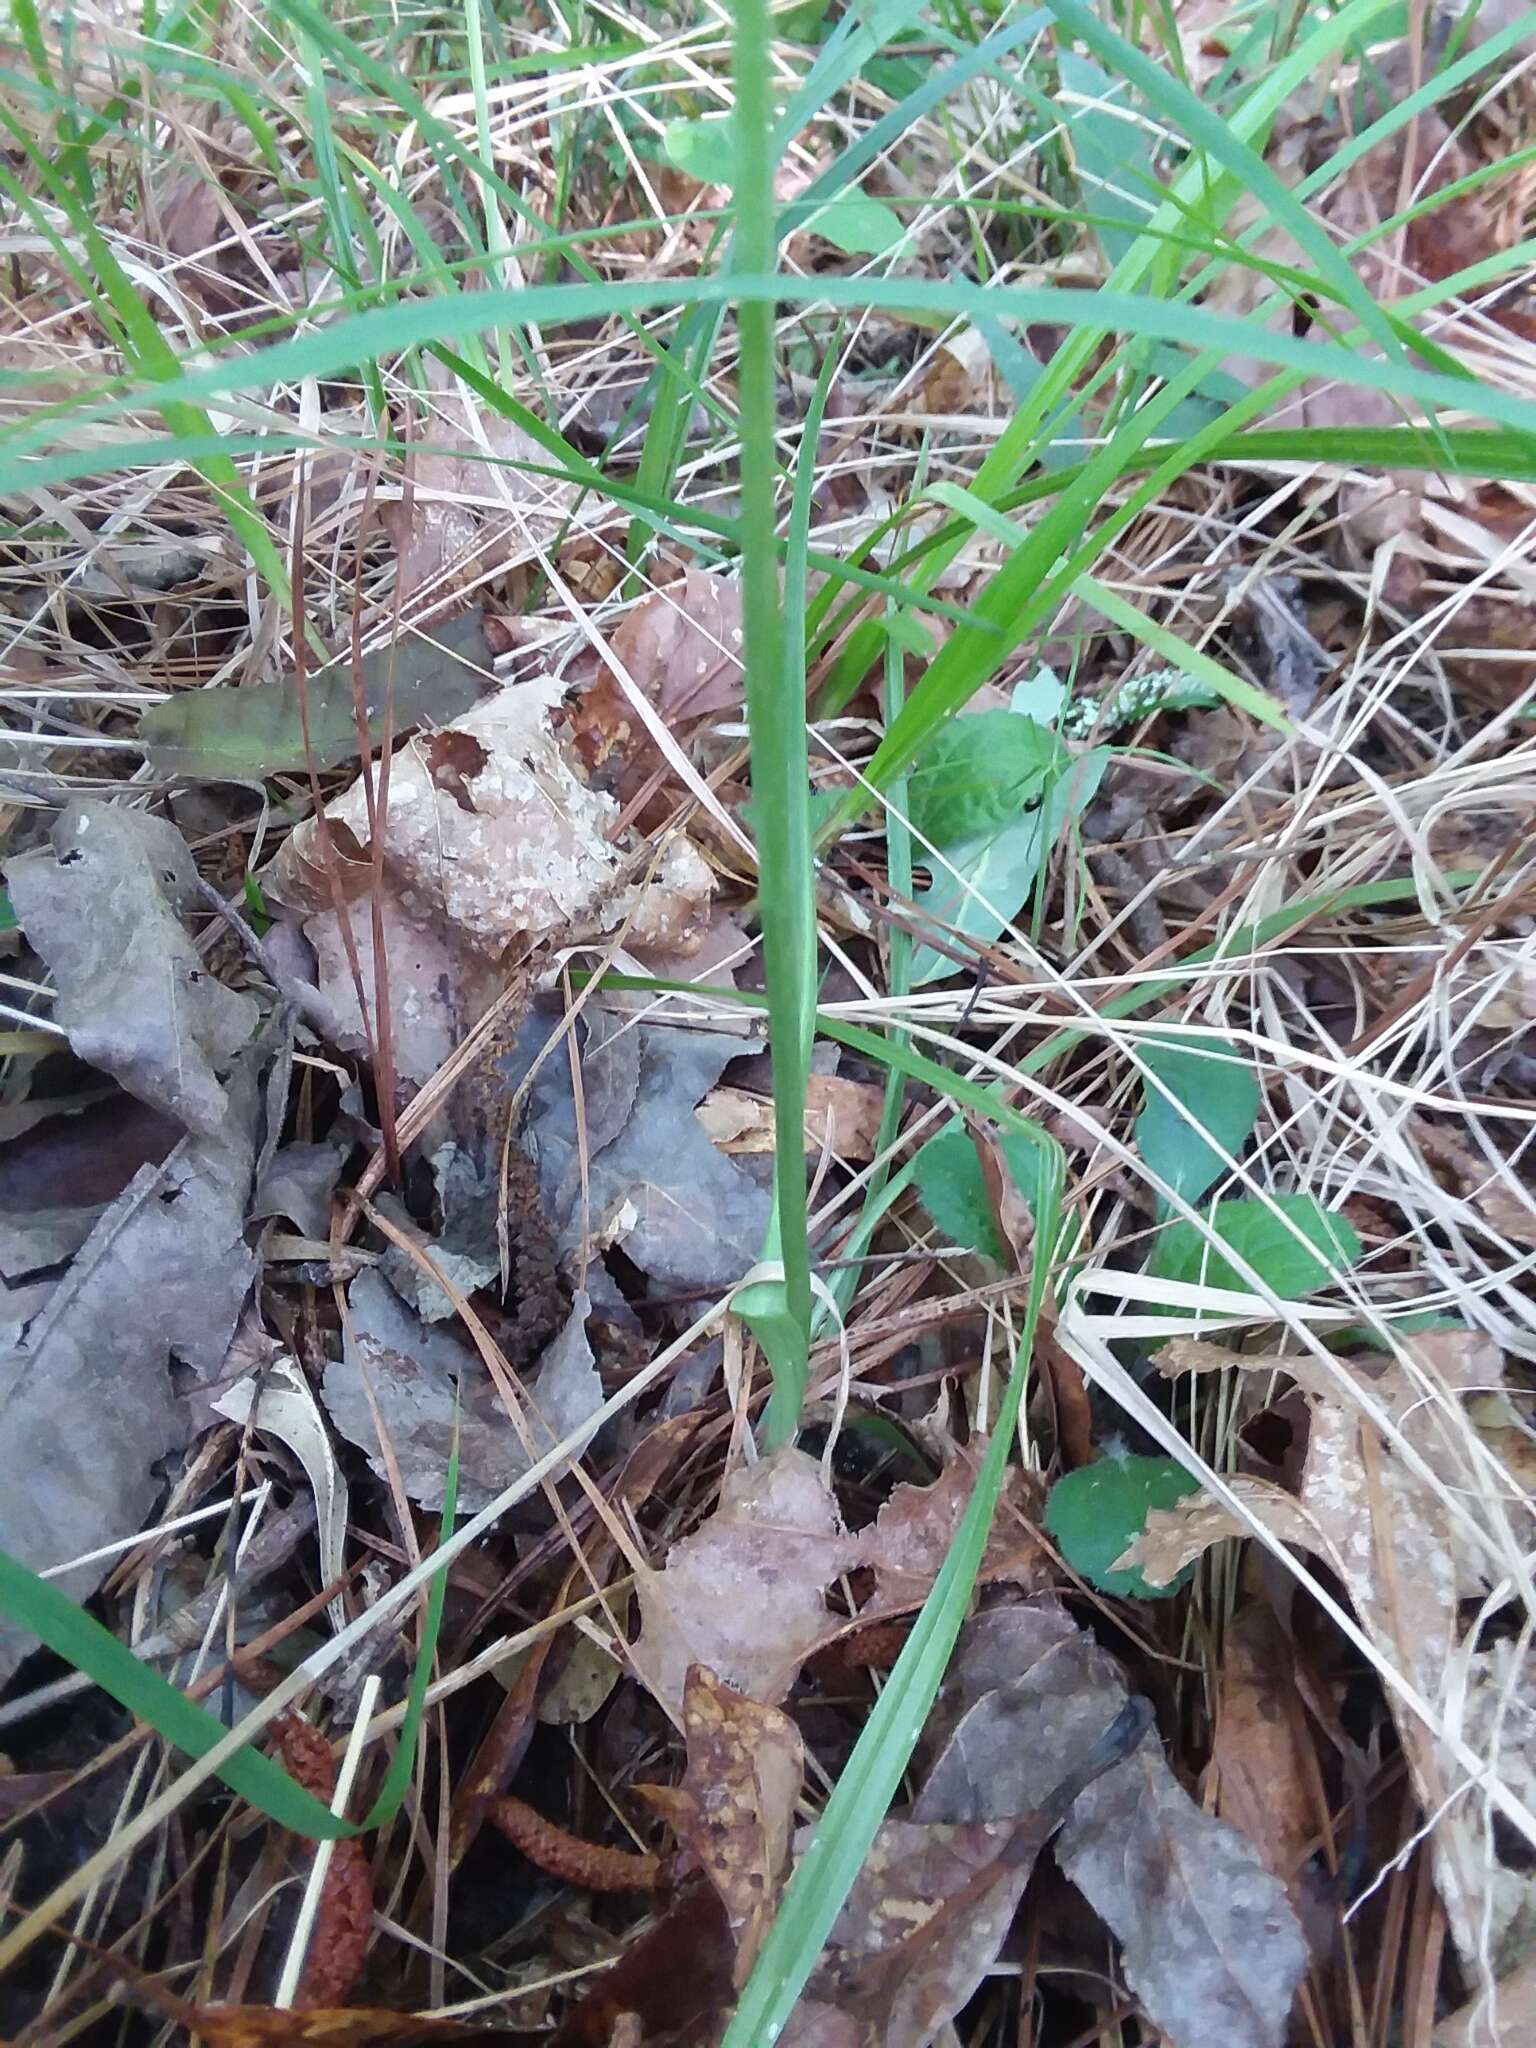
[1046,1451,1201,1599]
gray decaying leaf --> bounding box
[5,801,258,1139]
[911,1606,1305,2048]
[323,1268,601,1510]
[136,610,496,781]
[0,1067,261,1682]
[250,1139,350,1240]
[0,803,267,1682]
[519,1006,771,1294]
[1057,1739,1309,2048]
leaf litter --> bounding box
[4,9,1536,2048]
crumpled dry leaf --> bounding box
[1112,1472,1317,1590]
[694,1074,886,1162]
[1153,1334,1533,1968]
[267,677,627,952]
[384,356,577,609]
[263,682,714,1097]
[637,1664,804,1984]
[249,1139,349,1240]
[324,1269,600,1510]
[6,801,258,1139]
[608,568,745,727]
[856,1446,1048,1620]
[632,1448,858,1717]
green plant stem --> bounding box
[735,0,813,1444]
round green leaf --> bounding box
[1045,1453,1201,1600]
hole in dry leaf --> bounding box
[424,729,489,814]
[1493,1813,1536,1874]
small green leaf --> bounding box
[914,1126,1002,1261]
[876,611,934,660]
[1045,1453,1201,1599]
[1135,1033,1261,1207]
[1152,1193,1362,1299]
[242,874,271,936]
[1009,665,1066,726]
[910,744,1109,986]
[907,710,1065,847]
[912,1123,1048,1262]
[805,193,904,255]
[661,114,738,186]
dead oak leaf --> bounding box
[855,1446,1048,1619]
[1209,1607,1324,1888]
[637,1664,804,1985]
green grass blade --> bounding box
[733,0,811,1447]
[0,1546,351,1838]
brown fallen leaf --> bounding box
[264,681,715,1103]
[1434,1944,1536,2047]
[694,1075,886,1162]
[854,1444,1048,1620]
[788,1816,1028,2048]
[1154,1335,1534,1970]
[637,1664,804,1984]
[1208,1607,1323,1890]
[385,355,576,610]
[1112,1473,1318,1591]
[146,2009,521,2046]
[631,1448,859,1717]
[608,568,744,728]
[1415,1122,1536,1249]
[552,1884,736,2047]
